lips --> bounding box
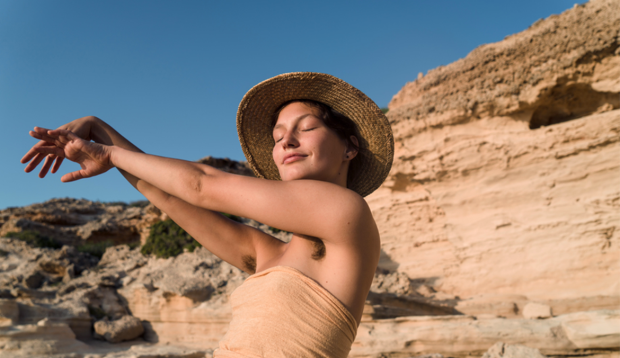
[282,153,307,164]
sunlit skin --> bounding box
[273,102,355,185]
[22,105,380,325]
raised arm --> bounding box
[25,118,284,274]
[30,125,376,248]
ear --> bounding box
[344,135,359,161]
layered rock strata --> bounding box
[368,0,620,315]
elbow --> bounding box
[186,168,220,209]
[186,170,207,206]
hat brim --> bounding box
[236,72,394,197]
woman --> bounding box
[22,72,394,357]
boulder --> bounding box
[94,315,144,343]
[560,310,620,349]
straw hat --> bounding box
[236,72,394,197]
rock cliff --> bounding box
[369,0,619,312]
[358,0,620,355]
[1,1,619,357]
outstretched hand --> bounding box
[26,127,114,182]
[21,118,93,178]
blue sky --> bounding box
[1,0,577,209]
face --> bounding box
[272,102,352,185]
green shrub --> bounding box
[141,219,201,258]
[381,107,389,114]
[6,230,62,249]
[77,241,113,259]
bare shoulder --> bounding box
[201,171,376,247]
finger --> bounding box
[61,170,86,183]
[24,153,46,173]
[29,130,58,145]
[33,146,65,157]
[29,130,44,140]
[51,157,64,174]
[32,126,53,135]
[39,155,55,178]
[30,130,68,149]
[32,127,65,141]
[47,128,80,142]
[20,140,47,163]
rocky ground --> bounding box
[1,0,620,357]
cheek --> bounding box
[272,146,280,165]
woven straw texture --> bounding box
[237,72,394,197]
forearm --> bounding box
[108,146,215,209]
[87,117,171,203]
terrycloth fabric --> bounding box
[214,266,358,358]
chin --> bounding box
[278,168,315,182]
[280,172,305,182]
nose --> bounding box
[280,130,299,148]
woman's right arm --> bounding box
[23,116,284,273]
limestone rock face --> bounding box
[388,0,620,135]
[0,299,17,326]
[523,302,553,319]
[482,342,546,358]
[0,198,162,246]
[351,310,620,357]
[369,0,620,318]
[0,318,89,357]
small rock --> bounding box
[94,315,144,343]
[37,317,54,327]
[523,302,552,319]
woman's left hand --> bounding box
[28,127,113,182]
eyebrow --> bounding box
[273,113,315,131]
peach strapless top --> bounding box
[214,266,358,358]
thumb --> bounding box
[61,170,86,183]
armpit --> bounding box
[242,255,257,273]
[298,234,326,261]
